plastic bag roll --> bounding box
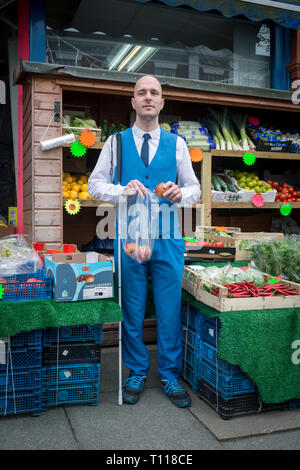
[40,133,75,151]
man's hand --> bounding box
[123,179,147,199]
[162,181,182,203]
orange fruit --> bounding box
[62,191,69,199]
[77,179,83,186]
[78,191,89,199]
[68,190,78,199]
[71,183,80,192]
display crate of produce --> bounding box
[42,363,101,387]
[255,140,292,152]
[193,226,284,262]
[181,347,199,393]
[0,368,42,393]
[9,329,43,348]
[42,383,100,409]
[0,269,52,302]
[43,324,103,347]
[199,360,255,400]
[42,342,101,366]
[183,266,300,312]
[62,125,102,142]
[0,346,42,372]
[198,380,289,420]
[184,226,240,261]
[0,389,41,416]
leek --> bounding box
[208,107,233,151]
[204,116,226,150]
[229,110,249,151]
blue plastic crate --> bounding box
[0,389,41,416]
[200,360,255,400]
[199,341,245,376]
[181,360,199,393]
[0,269,52,302]
[201,316,221,346]
[9,330,43,348]
[182,326,201,352]
[43,324,103,347]
[42,363,101,387]
[181,302,203,332]
[42,383,100,409]
[0,368,42,393]
[0,346,42,372]
[289,399,300,410]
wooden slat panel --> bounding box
[23,193,33,212]
[23,177,32,198]
[34,92,60,110]
[34,209,61,226]
[23,134,32,161]
[34,226,61,243]
[23,80,32,113]
[23,224,33,243]
[33,143,61,160]
[34,109,60,127]
[34,176,61,193]
[34,193,61,209]
[23,210,32,228]
[34,78,61,93]
[34,126,60,143]
[23,159,32,184]
[34,159,61,176]
[23,109,32,144]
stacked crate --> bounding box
[0,330,43,417]
[181,301,289,419]
[42,324,102,410]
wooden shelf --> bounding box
[63,198,114,207]
[210,150,300,160]
[211,201,300,209]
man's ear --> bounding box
[131,97,135,110]
[160,97,165,110]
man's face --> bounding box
[131,76,164,121]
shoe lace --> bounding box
[126,375,146,388]
[164,379,185,394]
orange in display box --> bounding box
[44,251,114,302]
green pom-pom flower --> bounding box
[243,152,256,166]
[280,203,292,216]
[70,141,87,158]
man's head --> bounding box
[131,75,165,126]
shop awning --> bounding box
[136,0,300,30]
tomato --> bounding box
[292,198,296,202]
[280,194,287,201]
[282,188,289,194]
[272,182,279,188]
[282,182,288,187]
[266,180,273,185]
[293,192,298,197]
[296,198,300,202]
[196,241,210,246]
[287,198,293,202]
[210,241,224,247]
[288,187,294,194]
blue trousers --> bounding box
[114,237,185,380]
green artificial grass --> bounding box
[0,298,122,338]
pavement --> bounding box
[0,344,300,451]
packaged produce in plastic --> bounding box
[0,235,43,275]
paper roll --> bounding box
[40,133,75,151]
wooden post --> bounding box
[201,152,212,226]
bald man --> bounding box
[89,75,200,408]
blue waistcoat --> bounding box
[114,127,180,238]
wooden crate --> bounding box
[62,125,102,142]
[182,266,300,312]
[185,226,240,261]
[194,226,284,261]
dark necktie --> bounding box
[141,133,151,168]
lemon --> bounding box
[80,175,88,183]
[62,191,69,198]
[65,176,73,184]
[81,183,88,192]
[71,183,80,192]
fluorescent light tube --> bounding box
[109,44,132,70]
[118,45,142,71]
[127,47,157,72]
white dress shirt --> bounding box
[88,123,201,206]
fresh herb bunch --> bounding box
[249,236,300,283]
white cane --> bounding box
[116,132,123,405]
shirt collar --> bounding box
[133,123,161,140]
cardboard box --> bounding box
[33,243,78,266]
[44,251,114,302]
[0,225,14,237]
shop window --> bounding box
[46,0,271,89]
